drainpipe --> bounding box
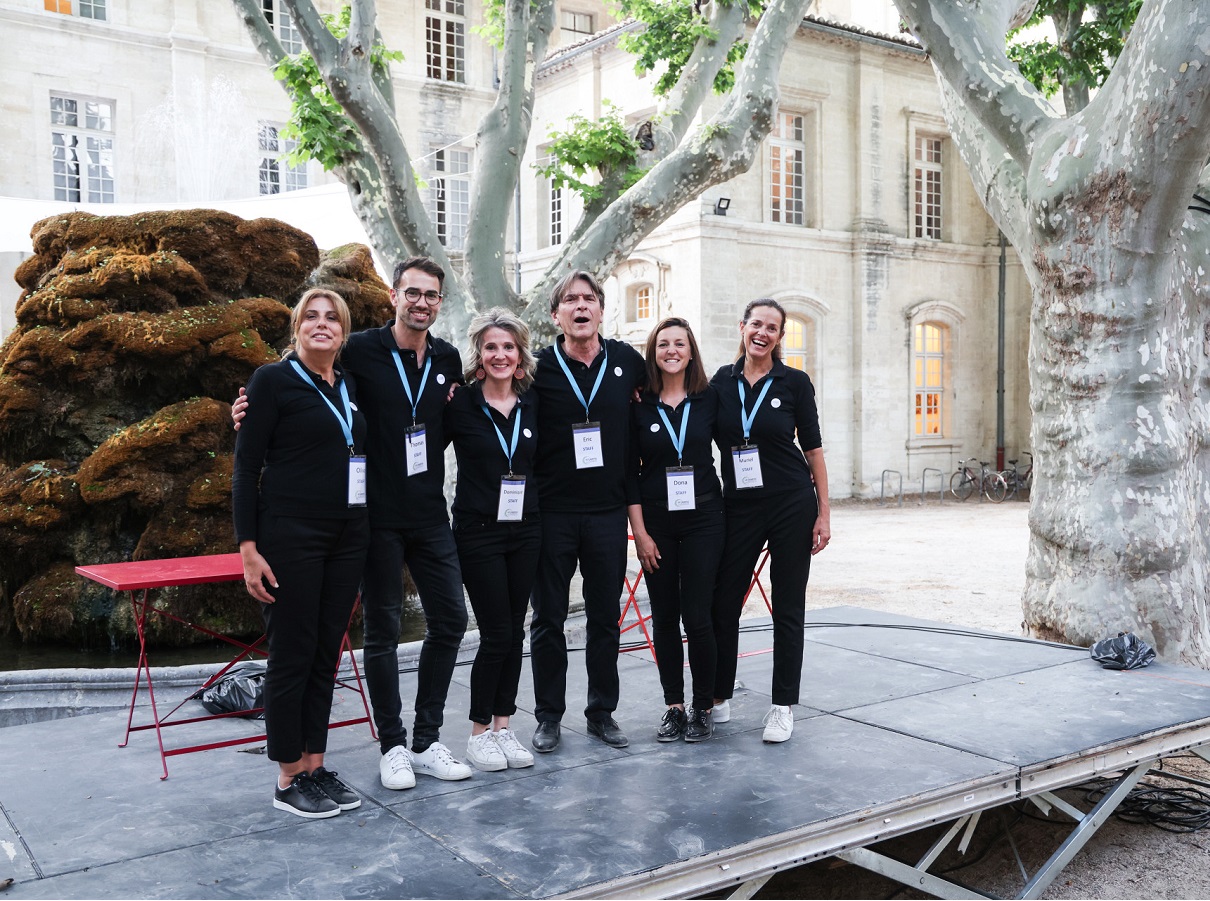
[995,232,1007,471]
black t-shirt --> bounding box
[342,325,463,528]
[232,358,368,543]
[532,336,646,513]
[628,386,722,508]
[444,382,540,526]
[711,358,822,501]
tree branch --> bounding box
[525,0,810,313]
[896,0,1055,171]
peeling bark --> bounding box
[897,0,1210,664]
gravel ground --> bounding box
[746,497,1210,900]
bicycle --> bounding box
[951,458,1008,502]
[999,452,1033,501]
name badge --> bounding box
[348,455,367,507]
[405,424,428,476]
[666,466,695,511]
[498,476,526,522]
[572,422,604,469]
[732,445,764,490]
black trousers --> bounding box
[258,512,369,763]
[641,502,724,711]
[712,489,817,707]
[362,522,467,754]
[530,507,628,724]
[454,520,542,725]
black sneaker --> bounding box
[684,707,713,743]
[273,773,340,819]
[311,766,362,810]
[656,707,688,742]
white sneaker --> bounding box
[379,745,415,790]
[713,700,731,724]
[762,705,794,743]
[411,741,473,780]
[466,732,507,772]
[492,728,535,768]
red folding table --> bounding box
[75,553,375,779]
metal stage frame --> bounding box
[4,605,1210,900]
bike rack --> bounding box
[920,467,944,505]
[879,470,903,507]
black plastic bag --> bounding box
[190,661,267,718]
[1090,632,1156,670]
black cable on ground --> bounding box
[1076,766,1210,833]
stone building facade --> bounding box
[0,0,1033,497]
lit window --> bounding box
[51,93,115,202]
[426,0,466,83]
[427,147,471,250]
[768,112,805,226]
[45,0,106,19]
[782,315,817,384]
[914,135,943,240]
[258,122,308,195]
[561,11,594,42]
[912,323,946,436]
[550,180,563,246]
[626,284,654,323]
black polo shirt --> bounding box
[533,335,646,513]
[711,358,822,500]
[443,382,540,526]
[233,358,368,543]
[628,386,722,508]
[343,324,463,529]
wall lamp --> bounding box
[713,197,731,216]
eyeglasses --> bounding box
[402,288,444,304]
[559,292,599,306]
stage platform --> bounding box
[3,605,1210,900]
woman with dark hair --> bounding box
[444,308,541,771]
[628,317,724,742]
[710,298,830,744]
[233,287,370,818]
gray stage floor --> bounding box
[4,605,1210,900]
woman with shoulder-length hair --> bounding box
[443,307,541,771]
[627,317,725,742]
[710,298,831,744]
[233,287,370,818]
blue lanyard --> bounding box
[289,360,354,448]
[656,400,691,465]
[553,340,608,422]
[481,402,522,474]
[389,348,432,423]
[738,376,774,444]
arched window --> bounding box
[782,315,817,384]
[912,322,947,436]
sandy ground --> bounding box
[743,497,1210,900]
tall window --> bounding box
[782,315,817,383]
[426,0,466,83]
[913,323,946,436]
[914,135,943,240]
[561,11,594,42]
[626,284,654,323]
[258,122,308,194]
[768,112,805,226]
[550,179,563,246]
[45,0,106,19]
[51,93,115,202]
[427,147,471,250]
[262,0,303,53]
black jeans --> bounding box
[362,522,467,754]
[642,502,725,711]
[530,507,628,724]
[454,520,542,725]
[258,512,369,763]
[712,489,817,707]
